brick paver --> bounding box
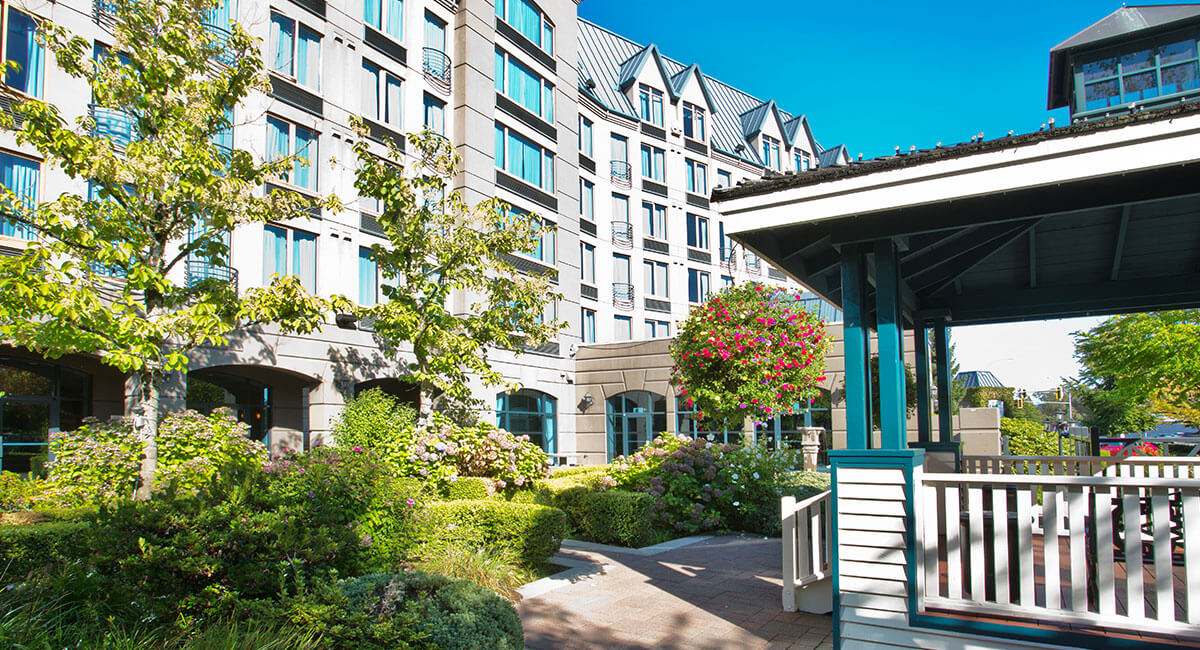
[518,535,833,650]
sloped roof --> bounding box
[955,371,1006,389]
[668,64,717,112]
[1048,5,1200,109]
[817,144,851,168]
[784,114,817,152]
[616,44,677,99]
[577,19,815,167]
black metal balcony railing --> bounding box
[422,47,451,94]
[744,252,762,274]
[611,221,633,248]
[202,20,236,66]
[93,0,118,24]
[185,260,238,294]
[612,282,634,310]
[90,104,136,150]
[720,246,737,269]
[611,161,632,189]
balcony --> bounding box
[611,221,633,249]
[612,282,634,310]
[90,105,136,150]
[611,161,632,189]
[185,260,238,293]
[720,246,737,270]
[422,47,451,95]
[93,0,117,24]
[744,253,762,275]
[201,19,236,66]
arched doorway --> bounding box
[185,370,270,444]
[496,389,556,453]
[675,395,742,445]
[606,391,666,459]
[354,378,421,412]
[757,389,833,461]
[0,356,91,474]
[185,365,318,451]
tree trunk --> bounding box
[134,371,160,500]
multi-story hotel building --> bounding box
[0,0,845,471]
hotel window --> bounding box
[495,124,555,192]
[423,94,445,135]
[506,206,554,264]
[682,102,705,140]
[361,60,402,128]
[579,116,593,157]
[263,224,317,292]
[721,274,734,288]
[266,116,318,192]
[688,269,710,303]
[270,12,320,90]
[794,151,811,171]
[364,0,403,40]
[358,247,377,305]
[642,201,666,239]
[495,48,555,123]
[611,134,628,163]
[614,315,632,341]
[645,319,670,339]
[580,242,595,283]
[496,390,557,453]
[716,169,732,188]
[495,0,553,55]
[761,135,781,170]
[612,193,629,224]
[685,159,707,193]
[0,151,38,240]
[686,213,708,249]
[580,179,594,220]
[643,260,668,298]
[3,5,43,98]
[1078,36,1200,112]
[581,308,596,343]
[638,84,664,126]
[640,144,665,182]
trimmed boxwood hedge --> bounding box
[520,475,664,548]
[0,519,90,577]
[442,477,493,501]
[413,500,567,566]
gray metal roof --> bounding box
[1048,5,1200,109]
[577,19,818,168]
[817,144,850,167]
[955,371,1006,389]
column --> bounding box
[933,319,953,443]
[840,244,870,450]
[873,240,907,450]
[914,325,932,443]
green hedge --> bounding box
[442,477,493,501]
[570,489,661,548]
[1002,417,1058,456]
[0,520,90,577]
[413,500,567,566]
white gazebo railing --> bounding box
[919,472,1200,640]
[781,490,832,613]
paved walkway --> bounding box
[518,534,834,650]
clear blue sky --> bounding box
[577,1,1175,159]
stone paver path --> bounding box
[518,534,833,650]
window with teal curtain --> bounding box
[291,230,316,292]
[208,0,234,27]
[296,27,320,90]
[496,390,556,453]
[384,75,402,127]
[0,152,37,240]
[212,106,234,152]
[423,94,444,134]
[385,0,403,39]
[358,247,377,305]
[266,116,290,181]
[293,126,316,191]
[364,0,381,29]
[494,124,504,166]
[262,224,288,283]
[5,8,43,98]
[424,12,445,50]
[269,13,294,76]
[362,61,380,120]
[494,49,504,92]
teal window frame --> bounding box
[643,259,668,298]
[364,0,403,41]
[494,0,553,55]
[494,123,555,192]
[0,150,38,240]
[4,6,43,99]
[581,307,596,343]
[606,391,666,459]
[685,159,707,193]
[358,246,377,305]
[676,396,740,445]
[682,102,705,140]
[644,319,670,339]
[1073,29,1200,115]
[637,84,664,126]
[580,178,594,219]
[614,315,632,341]
[795,151,810,171]
[262,224,317,292]
[496,389,557,453]
[716,169,732,189]
[687,268,710,303]
[761,134,781,170]
[642,200,666,239]
[580,241,595,283]
[362,60,402,128]
[270,12,320,91]
[640,144,664,181]
[579,115,593,157]
[505,205,555,264]
[686,213,708,249]
[266,115,318,193]
[423,93,445,134]
[495,47,555,123]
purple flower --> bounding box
[405,498,416,507]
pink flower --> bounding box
[405,498,416,506]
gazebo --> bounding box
[713,94,1200,649]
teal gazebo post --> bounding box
[914,324,933,443]
[829,239,924,650]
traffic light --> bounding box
[1054,386,1064,401]
[1015,397,1023,408]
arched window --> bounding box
[606,391,666,459]
[756,390,833,462]
[0,357,90,474]
[496,390,556,453]
[675,395,742,445]
[186,370,271,445]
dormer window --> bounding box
[1075,33,1199,114]
[761,135,781,170]
[496,0,554,56]
[638,84,664,126]
[794,151,810,171]
[683,102,705,140]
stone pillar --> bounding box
[800,427,823,471]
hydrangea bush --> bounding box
[156,409,269,493]
[45,418,143,504]
[671,282,831,427]
[406,413,549,490]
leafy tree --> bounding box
[670,283,831,427]
[0,0,341,496]
[1073,311,1198,426]
[350,124,560,416]
[1067,380,1157,436]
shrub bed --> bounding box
[0,519,91,577]
[442,476,494,500]
[412,500,567,566]
[571,489,661,548]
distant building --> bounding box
[954,371,1006,389]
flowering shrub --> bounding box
[45,418,143,504]
[156,409,269,494]
[721,439,802,534]
[671,282,831,426]
[0,471,44,511]
[331,388,419,475]
[406,414,549,490]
